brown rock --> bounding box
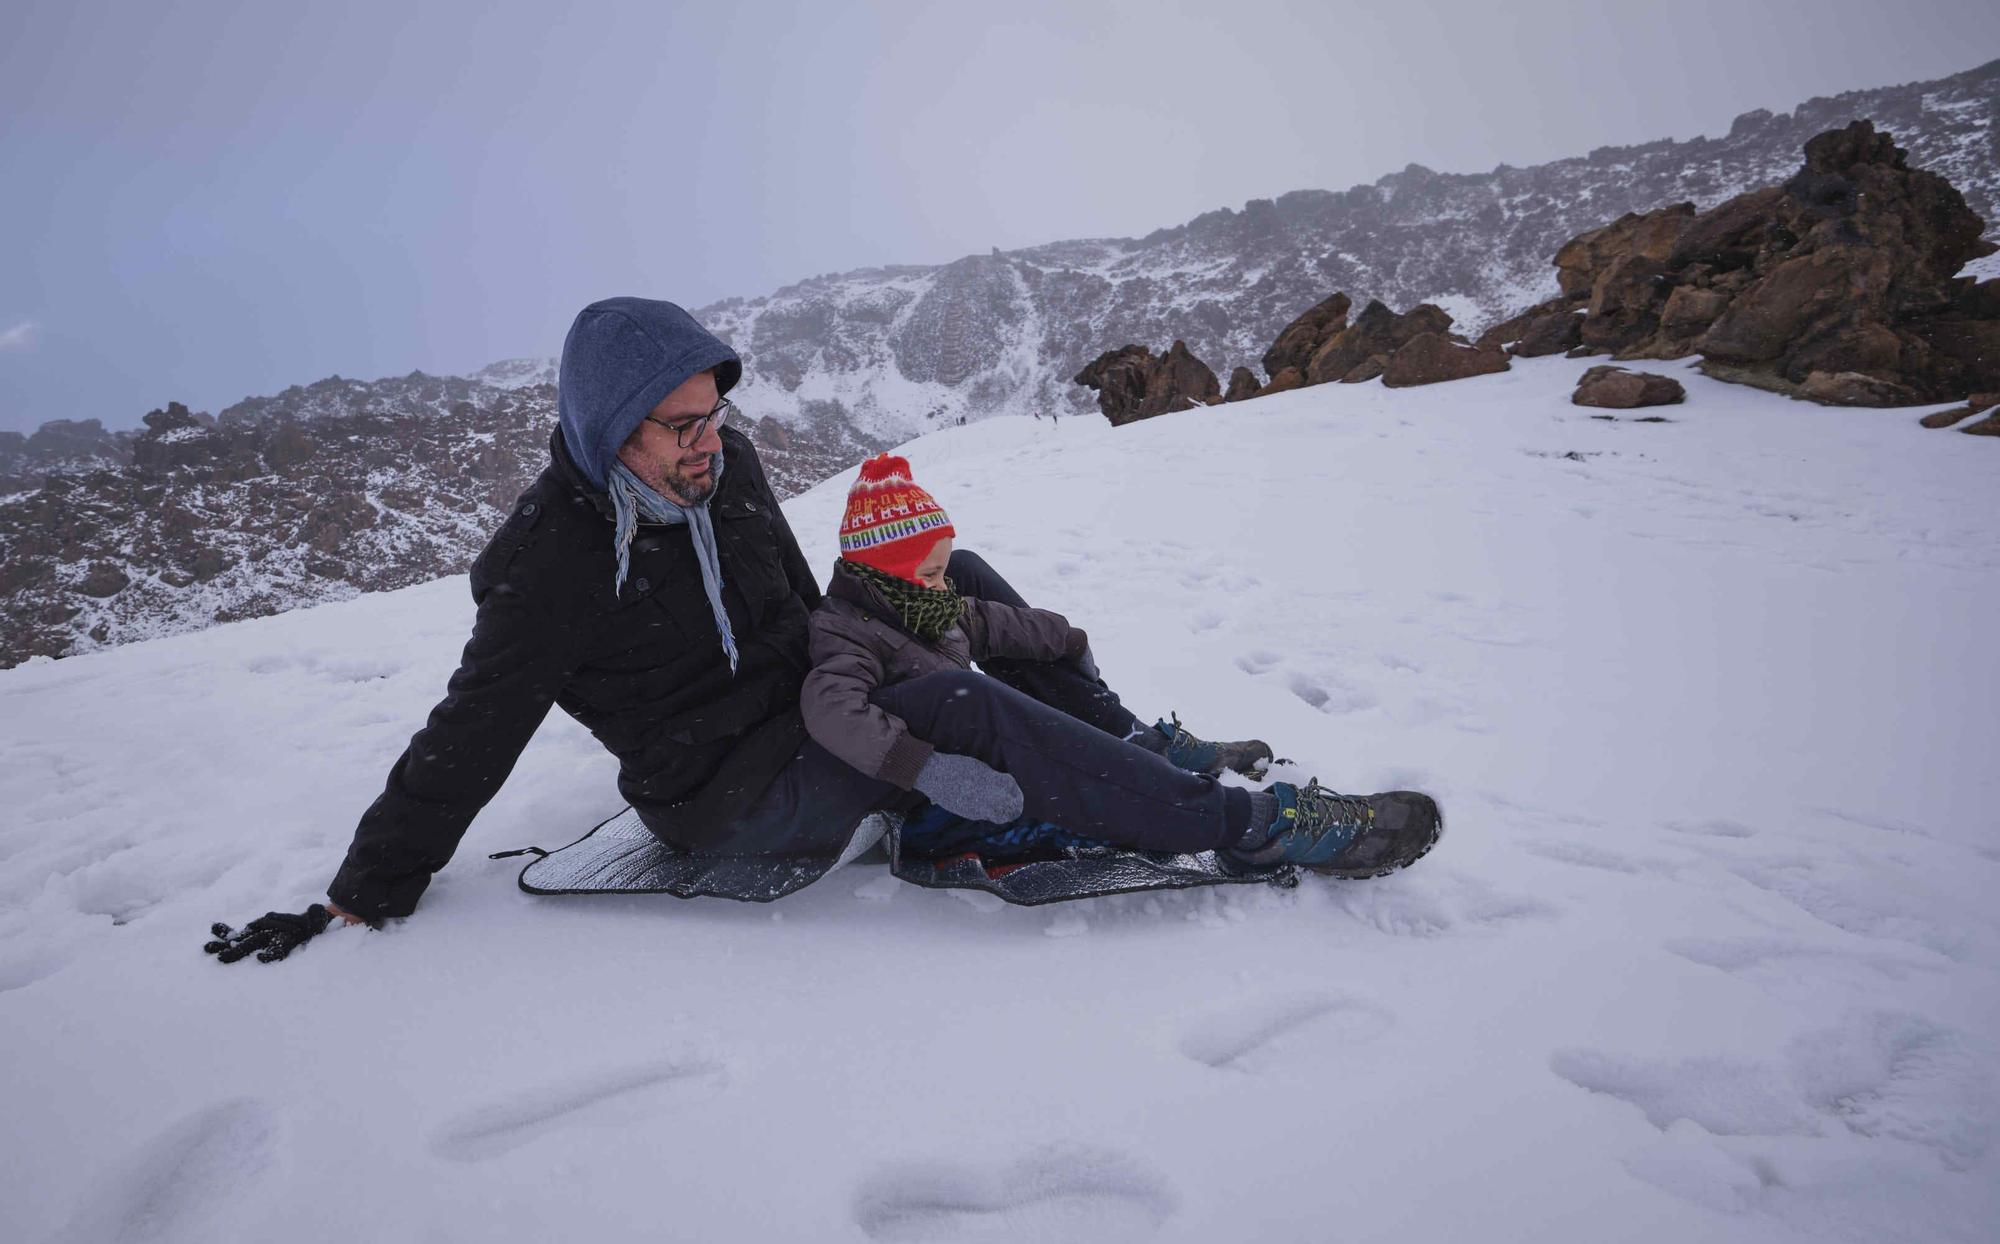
[1572,366,1687,408]
[262,423,318,471]
[1668,186,1785,270]
[191,548,234,581]
[1961,409,2000,436]
[1698,250,1855,363]
[1919,405,1978,428]
[1554,203,1694,300]
[1509,310,1585,358]
[1382,335,1510,387]
[1341,357,1387,384]
[1797,370,1920,407]
[1659,286,1731,338]
[76,562,130,597]
[1223,366,1261,403]
[1307,300,1453,385]
[1914,317,2000,393]
[1262,367,1307,395]
[1476,295,1574,351]
[1073,340,1222,426]
[1540,120,2000,406]
[1261,292,1351,381]
[1581,254,1673,352]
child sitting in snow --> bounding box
[799,453,1090,834]
[800,453,1443,874]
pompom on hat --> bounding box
[838,454,955,583]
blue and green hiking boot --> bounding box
[1229,781,1443,877]
[1148,712,1274,778]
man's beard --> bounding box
[652,453,718,505]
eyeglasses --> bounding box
[645,397,734,448]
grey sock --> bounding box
[1232,789,1280,852]
[1126,722,1170,754]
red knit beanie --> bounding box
[838,454,955,583]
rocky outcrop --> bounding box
[1919,393,1999,428]
[1381,334,1511,387]
[1261,292,1351,379]
[0,373,884,668]
[1098,292,1507,409]
[1572,366,1687,408]
[1304,300,1453,385]
[695,62,2000,437]
[1527,121,2000,414]
[1262,367,1307,395]
[1074,342,1222,425]
[0,418,135,493]
[1478,297,1584,357]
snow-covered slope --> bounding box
[2,359,1996,1243]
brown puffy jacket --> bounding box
[802,560,1085,789]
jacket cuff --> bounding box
[1064,627,1089,658]
[876,732,936,790]
[328,863,428,922]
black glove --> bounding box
[204,905,337,964]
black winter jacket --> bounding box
[328,425,821,919]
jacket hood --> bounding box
[557,297,742,490]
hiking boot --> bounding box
[1149,712,1274,778]
[1229,781,1442,877]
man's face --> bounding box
[617,370,724,505]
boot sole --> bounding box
[1306,805,1445,880]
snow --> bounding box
[3,355,1997,1243]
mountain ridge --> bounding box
[2,58,1994,667]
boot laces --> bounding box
[1295,780,1371,840]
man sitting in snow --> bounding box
[205,297,1440,963]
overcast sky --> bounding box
[2,1,1995,435]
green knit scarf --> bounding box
[845,560,966,643]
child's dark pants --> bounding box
[712,549,1250,858]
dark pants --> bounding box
[718,549,1248,858]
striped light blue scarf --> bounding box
[608,455,740,674]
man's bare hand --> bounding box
[325,901,367,926]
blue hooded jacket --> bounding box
[557,297,743,490]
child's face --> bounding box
[912,537,953,590]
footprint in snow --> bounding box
[1662,818,1758,840]
[1286,673,1377,714]
[1802,804,1935,840]
[1233,650,1279,675]
[1522,839,1677,877]
[53,1098,281,1244]
[1324,870,1559,938]
[1552,1010,1997,1174]
[1713,852,1975,962]
[1178,991,1395,1072]
[853,1146,1174,1242]
[429,1057,725,1161]
[1549,1047,1824,1138]
[1664,936,1941,985]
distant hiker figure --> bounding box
[206,296,1441,961]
